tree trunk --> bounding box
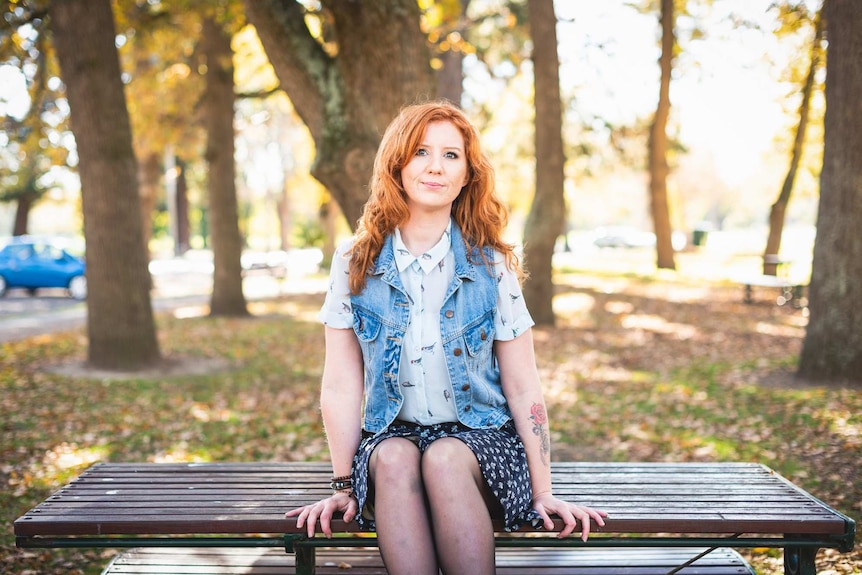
[138,151,161,257]
[175,158,191,254]
[797,0,862,384]
[436,0,471,105]
[243,0,435,229]
[201,16,248,317]
[764,12,823,276]
[276,182,292,252]
[50,0,160,369]
[522,0,565,326]
[648,0,676,270]
[12,191,34,236]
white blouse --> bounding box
[319,223,534,425]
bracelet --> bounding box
[330,477,353,491]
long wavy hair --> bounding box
[347,100,521,294]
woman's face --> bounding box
[400,120,469,215]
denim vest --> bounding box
[350,224,512,434]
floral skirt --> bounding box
[350,419,542,532]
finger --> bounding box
[578,511,592,541]
[342,499,358,524]
[556,508,577,539]
[535,506,554,531]
[591,508,608,527]
[305,506,322,538]
[292,507,308,529]
[319,511,332,538]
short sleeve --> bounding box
[493,254,534,341]
[318,238,355,329]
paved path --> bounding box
[0,273,326,344]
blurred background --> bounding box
[0,0,822,267]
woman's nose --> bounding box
[427,156,443,173]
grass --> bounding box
[1,264,860,574]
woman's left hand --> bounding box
[532,493,608,540]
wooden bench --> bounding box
[14,462,855,575]
[100,546,756,574]
[736,274,805,306]
[735,255,806,307]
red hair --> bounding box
[348,100,520,294]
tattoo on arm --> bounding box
[529,403,550,466]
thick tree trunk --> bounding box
[50,0,160,369]
[523,0,565,326]
[648,0,676,271]
[764,12,823,276]
[244,0,435,229]
[201,16,248,317]
[798,0,862,384]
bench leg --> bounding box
[744,284,754,304]
[295,545,316,575]
[784,545,817,575]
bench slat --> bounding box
[101,547,755,575]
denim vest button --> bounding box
[453,348,463,356]
[464,405,471,411]
[445,310,454,318]
[480,330,487,340]
[461,384,470,391]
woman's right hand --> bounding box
[285,491,359,538]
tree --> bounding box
[764,5,824,276]
[797,0,862,384]
[648,0,676,270]
[201,14,248,316]
[243,0,436,229]
[0,4,72,235]
[113,0,205,256]
[429,0,472,105]
[522,0,565,326]
[49,0,160,369]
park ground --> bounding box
[1,234,860,574]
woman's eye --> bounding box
[444,151,458,159]
[416,148,428,156]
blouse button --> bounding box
[445,310,454,318]
[453,348,463,357]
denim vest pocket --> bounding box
[353,307,383,342]
[461,312,501,408]
[353,308,385,383]
[464,313,496,358]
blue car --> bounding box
[0,237,87,299]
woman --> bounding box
[288,100,606,574]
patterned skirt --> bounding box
[350,419,543,532]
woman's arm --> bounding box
[321,326,365,477]
[496,329,607,540]
[287,326,365,537]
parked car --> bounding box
[592,226,657,248]
[592,226,688,251]
[0,237,87,299]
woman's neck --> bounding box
[399,212,451,256]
